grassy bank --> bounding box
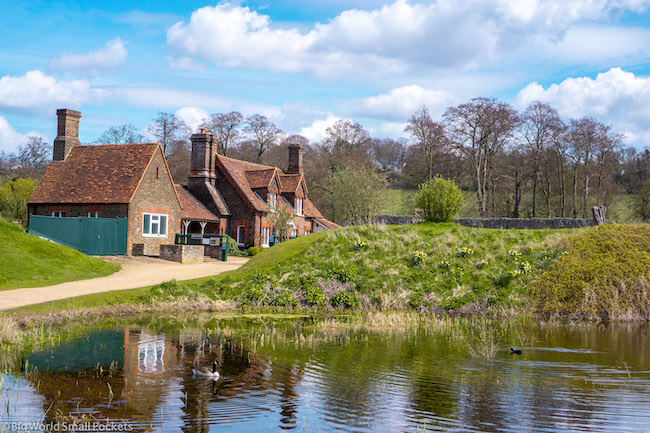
[25,223,566,315]
[10,222,649,321]
[0,218,120,290]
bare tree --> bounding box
[444,98,519,217]
[14,136,51,178]
[319,120,372,171]
[244,114,283,163]
[521,101,565,217]
[404,106,447,181]
[147,112,188,154]
[201,111,244,156]
[94,124,144,145]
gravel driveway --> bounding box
[0,256,248,311]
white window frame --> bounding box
[142,212,168,238]
[51,211,65,218]
[268,193,277,212]
[262,227,270,247]
[295,197,303,216]
[237,226,246,246]
[87,211,101,218]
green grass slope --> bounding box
[0,218,120,290]
[136,223,573,312]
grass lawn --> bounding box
[0,218,120,290]
[11,223,578,315]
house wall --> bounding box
[128,148,182,256]
[28,203,127,218]
[215,167,261,248]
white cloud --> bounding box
[515,67,650,146]
[49,38,128,77]
[528,25,650,64]
[299,116,342,142]
[355,85,455,120]
[166,1,650,79]
[0,70,107,115]
[175,106,208,133]
[0,117,44,152]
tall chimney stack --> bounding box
[53,109,81,161]
[287,143,303,174]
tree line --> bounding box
[2,97,650,225]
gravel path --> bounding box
[0,256,248,311]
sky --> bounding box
[2,0,650,152]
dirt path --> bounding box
[0,256,248,311]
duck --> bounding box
[510,347,522,355]
[191,360,221,378]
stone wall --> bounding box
[204,245,224,260]
[374,214,419,225]
[451,218,596,229]
[160,244,204,264]
[374,214,597,229]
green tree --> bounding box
[416,177,463,222]
[327,167,387,225]
[0,178,38,226]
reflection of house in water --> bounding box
[22,327,179,427]
[20,326,302,431]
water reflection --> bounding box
[0,319,648,432]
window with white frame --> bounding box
[237,226,245,246]
[87,211,101,218]
[51,211,66,217]
[142,213,168,237]
[295,197,303,216]
[262,227,270,247]
[268,193,277,212]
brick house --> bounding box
[187,129,339,248]
[28,109,336,255]
[28,109,220,256]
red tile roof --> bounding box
[246,168,281,189]
[303,198,323,218]
[205,183,231,216]
[215,154,332,230]
[314,217,341,230]
[175,185,220,221]
[29,144,160,204]
[215,155,271,212]
[279,173,306,194]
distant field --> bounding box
[381,188,642,222]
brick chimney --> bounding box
[188,129,222,215]
[287,143,303,174]
[53,109,81,161]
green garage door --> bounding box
[29,215,127,255]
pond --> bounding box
[1,316,649,432]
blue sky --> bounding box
[2,0,650,152]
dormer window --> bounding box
[268,193,277,212]
[295,197,303,216]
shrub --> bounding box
[248,247,262,256]
[271,290,298,307]
[330,291,359,308]
[324,266,356,283]
[0,178,38,226]
[415,177,463,223]
[227,236,246,256]
[531,224,650,318]
[303,286,326,306]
